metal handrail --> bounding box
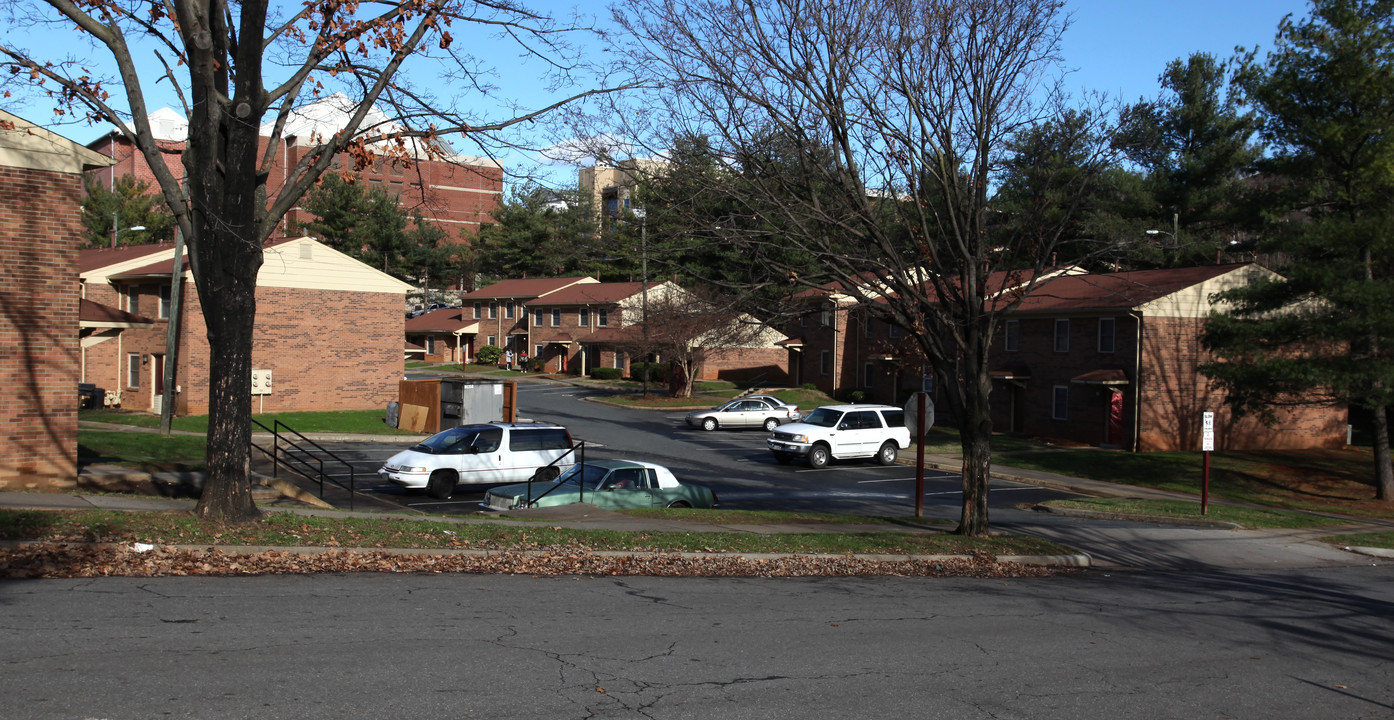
[523,441,586,508]
[250,418,357,510]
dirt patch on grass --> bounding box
[1230,448,1392,519]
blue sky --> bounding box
[14,0,1313,183]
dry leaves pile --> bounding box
[1,543,1058,579]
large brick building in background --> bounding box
[85,94,503,239]
[0,109,114,485]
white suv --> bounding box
[379,422,574,499]
[767,404,910,468]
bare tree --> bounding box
[622,288,778,398]
[1,0,622,521]
[604,0,1117,535]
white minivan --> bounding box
[378,422,574,499]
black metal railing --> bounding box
[520,441,586,508]
[250,418,357,510]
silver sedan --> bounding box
[685,398,800,432]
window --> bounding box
[551,308,561,327]
[487,335,496,347]
[580,308,590,327]
[820,309,830,326]
[615,351,626,369]
[505,301,514,319]
[426,336,436,355]
[1098,317,1116,354]
[800,314,809,328]
[1054,319,1070,353]
[863,362,875,387]
[598,308,609,327]
[534,308,544,326]
[535,344,545,358]
[1052,386,1069,420]
[1005,320,1020,352]
[473,303,482,319]
[888,324,901,339]
[127,353,141,388]
[127,286,140,315]
[820,350,831,375]
[488,301,498,319]
[864,316,875,338]
[159,285,171,319]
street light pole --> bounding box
[633,207,650,397]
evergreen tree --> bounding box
[1203,0,1394,500]
[473,185,600,281]
[81,174,175,247]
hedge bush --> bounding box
[629,361,667,382]
[589,367,623,380]
[476,345,503,365]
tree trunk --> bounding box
[194,275,262,523]
[1373,401,1393,501]
[956,365,994,537]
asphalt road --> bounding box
[293,381,1078,518]
[4,568,1391,719]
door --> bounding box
[833,410,881,457]
[151,354,165,410]
[453,426,508,484]
[1106,391,1124,446]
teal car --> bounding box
[483,459,717,511]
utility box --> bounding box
[395,378,516,435]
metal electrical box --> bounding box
[251,369,274,396]
[395,378,516,434]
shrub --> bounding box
[589,367,623,380]
[630,362,668,383]
[843,389,867,403]
[801,383,818,391]
[476,345,503,365]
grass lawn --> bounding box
[1320,532,1394,550]
[1039,498,1349,529]
[81,408,418,435]
[78,430,208,470]
[0,508,1072,557]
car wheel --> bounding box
[807,444,830,469]
[701,417,718,431]
[876,441,898,466]
[667,500,692,508]
[426,470,456,499]
[773,452,793,465]
[763,417,779,432]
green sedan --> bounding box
[483,459,717,511]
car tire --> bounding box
[667,500,692,508]
[701,417,718,431]
[763,417,779,432]
[807,444,830,469]
[773,452,793,465]
[426,470,456,499]
[876,441,898,466]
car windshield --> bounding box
[802,408,843,427]
[555,463,615,490]
[412,426,500,454]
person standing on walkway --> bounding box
[504,348,514,371]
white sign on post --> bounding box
[1202,411,1214,452]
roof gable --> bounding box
[461,277,597,301]
[1,109,115,174]
[524,281,649,306]
[1012,264,1262,317]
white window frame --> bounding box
[551,308,561,327]
[159,285,171,319]
[533,308,543,326]
[580,308,591,327]
[820,309,830,327]
[127,285,140,315]
[505,300,514,319]
[127,353,141,389]
[1054,319,1070,353]
[1052,386,1069,420]
[598,308,609,327]
[473,303,482,319]
[488,301,498,319]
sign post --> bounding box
[1201,411,1214,515]
[904,392,935,517]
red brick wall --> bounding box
[697,347,790,385]
[177,286,405,414]
[0,165,82,483]
[1138,317,1345,451]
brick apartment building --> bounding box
[86,94,503,239]
[783,263,1346,452]
[0,109,114,485]
[80,237,413,415]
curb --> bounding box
[1340,545,1394,559]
